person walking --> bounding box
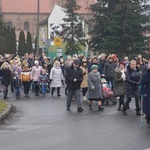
[140,64,150,125]
[30,60,42,96]
[114,62,126,111]
[65,59,84,112]
[0,62,12,99]
[122,60,141,115]
[13,71,21,99]
[87,65,104,111]
[104,55,117,90]
[39,69,49,96]
[50,61,64,96]
[80,61,88,101]
[20,64,31,97]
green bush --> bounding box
[0,100,7,113]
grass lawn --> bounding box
[0,100,7,113]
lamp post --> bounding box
[36,0,40,56]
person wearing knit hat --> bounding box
[140,63,150,125]
[30,60,42,96]
[34,60,39,65]
[91,64,98,70]
[87,64,104,111]
[114,61,126,111]
[108,55,114,60]
[119,61,125,67]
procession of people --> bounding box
[0,53,150,125]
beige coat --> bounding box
[80,66,88,88]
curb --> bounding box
[0,101,12,121]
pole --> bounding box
[0,0,2,15]
[37,0,40,56]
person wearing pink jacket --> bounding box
[30,60,42,96]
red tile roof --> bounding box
[2,0,96,14]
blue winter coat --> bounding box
[140,71,150,115]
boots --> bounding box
[89,104,92,110]
[83,96,87,101]
[3,91,6,100]
[98,105,104,111]
[65,87,68,95]
[136,111,141,116]
[122,107,127,115]
[6,90,8,99]
[136,108,141,116]
[57,87,61,96]
[77,107,84,112]
[118,106,122,111]
[145,115,150,125]
[51,88,55,96]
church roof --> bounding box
[2,0,96,14]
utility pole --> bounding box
[37,0,40,56]
[0,0,2,15]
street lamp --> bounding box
[37,0,40,56]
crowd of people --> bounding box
[0,52,150,125]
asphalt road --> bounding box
[0,88,150,150]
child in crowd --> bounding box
[38,69,49,95]
[13,71,21,99]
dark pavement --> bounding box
[0,88,150,150]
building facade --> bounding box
[39,4,89,58]
[1,0,95,41]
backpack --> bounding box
[21,72,31,82]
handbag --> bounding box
[0,75,4,82]
[113,86,124,97]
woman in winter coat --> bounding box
[140,64,150,125]
[80,61,88,101]
[30,60,43,96]
[12,61,22,77]
[114,62,126,111]
[0,62,12,99]
[50,61,64,96]
[87,64,104,111]
[122,60,141,115]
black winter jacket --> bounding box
[126,65,140,98]
[0,69,12,86]
[104,61,117,79]
[65,65,83,90]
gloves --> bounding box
[61,80,65,85]
[91,86,95,90]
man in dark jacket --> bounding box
[122,60,141,115]
[65,59,84,112]
[104,56,117,90]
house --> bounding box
[39,4,89,58]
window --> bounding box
[24,21,29,31]
[7,21,13,28]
